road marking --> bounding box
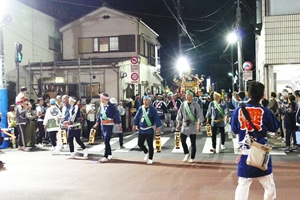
[114,138,138,152]
[87,138,119,152]
[171,137,191,153]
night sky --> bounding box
[19,0,256,92]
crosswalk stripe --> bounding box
[153,137,170,148]
[171,137,191,153]
[87,138,119,152]
[202,137,220,153]
[114,138,138,152]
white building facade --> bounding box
[256,0,300,97]
[57,6,163,101]
[0,0,62,87]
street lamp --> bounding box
[227,32,237,92]
[176,57,190,77]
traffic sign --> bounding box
[130,72,139,81]
[130,56,139,65]
[243,71,252,80]
[243,61,253,71]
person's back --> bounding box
[230,81,279,200]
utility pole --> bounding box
[236,0,244,91]
[177,0,182,56]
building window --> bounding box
[79,38,93,53]
[93,38,99,51]
[49,36,61,52]
[139,36,145,56]
[266,0,300,16]
[110,37,119,51]
[99,37,109,52]
[148,44,155,65]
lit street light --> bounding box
[176,57,190,76]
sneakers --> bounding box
[36,143,44,148]
[189,159,194,163]
[100,157,109,163]
[284,146,290,153]
[147,159,153,165]
[120,146,125,149]
[143,153,149,161]
[183,154,190,162]
[50,146,55,151]
[221,145,226,150]
[292,145,298,151]
[210,148,216,153]
[67,152,76,159]
[83,148,88,157]
[108,155,113,160]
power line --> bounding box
[48,0,228,23]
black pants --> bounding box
[17,124,27,147]
[181,134,196,159]
[68,136,86,153]
[211,126,225,149]
[285,129,297,147]
[49,131,57,147]
[86,120,95,138]
[118,133,123,147]
[37,121,46,144]
[138,133,154,160]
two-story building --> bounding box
[1,0,63,88]
[27,6,163,101]
[256,0,300,97]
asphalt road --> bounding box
[1,128,300,200]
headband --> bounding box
[143,96,151,101]
[186,90,194,96]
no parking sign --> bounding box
[243,61,253,71]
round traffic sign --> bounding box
[243,61,253,71]
[131,72,139,81]
[130,56,139,64]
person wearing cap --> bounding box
[133,95,162,164]
[176,90,204,163]
[94,93,121,163]
[167,93,182,132]
[110,98,125,148]
[16,97,30,151]
[43,99,61,151]
[15,86,27,105]
[206,91,229,153]
[152,95,168,133]
[64,96,88,159]
[36,97,46,147]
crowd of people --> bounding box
[2,82,300,199]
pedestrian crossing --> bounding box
[86,132,287,156]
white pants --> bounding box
[235,173,276,200]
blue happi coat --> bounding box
[231,101,279,178]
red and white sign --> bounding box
[243,61,253,71]
[130,56,139,65]
[131,72,139,81]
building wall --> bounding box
[61,8,138,60]
[2,0,62,82]
[256,0,300,96]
